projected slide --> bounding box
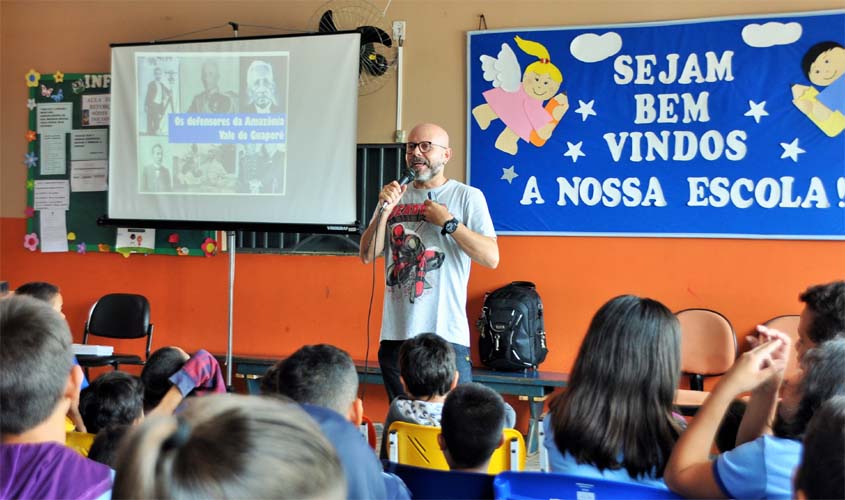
[136,53,289,195]
[110,33,359,228]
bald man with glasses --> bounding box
[360,123,499,402]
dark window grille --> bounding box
[235,143,406,255]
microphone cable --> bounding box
[360,203,387,405]
[360,170,414,405]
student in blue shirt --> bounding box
[794,396,845,500]
[665,334,845,499]
[543,295,685,489]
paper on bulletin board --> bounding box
[81,94,110,127]
[39,210,69,253]
[33,180,70,210]
[71,160,108,192]
[70,129,108,161]
[36,102,73,133]
[39,133,67,175]
[116,228,156,254]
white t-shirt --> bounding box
[379,180,495,346]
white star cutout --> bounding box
[744,100,768,124]
[780,138,805,162]
[501,166,518,184]
[574,99,597,122]
[563,141,586,163]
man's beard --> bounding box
[409,157,444,182]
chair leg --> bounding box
[388,430,398,462]
[690,374,704,392]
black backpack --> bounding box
[477,281,548,371]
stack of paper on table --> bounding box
[72,344,114,356]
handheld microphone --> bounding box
[381,170,416,209]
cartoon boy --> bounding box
[791,41,845,137]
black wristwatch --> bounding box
[441,217,459,235]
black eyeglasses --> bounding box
[405,141,448,154]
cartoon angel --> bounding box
[472,36,570,155]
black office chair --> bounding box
[76,293,153,371]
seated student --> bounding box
[15,281,90,432]
[0,296,112,499]
[140,346,226,416]
[380,333,517,459]
[139,346,189,412]
[439,383,506,473]
[113,394,346,499]
[79,371,144,433]
[87,424,130,468]
[718,280,845,452]
[380,333,459,459]
[261,344,410,500]
[543,295,684,489]
[665,336,845,499]
[794,395,845,500]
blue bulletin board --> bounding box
[467,10,845,239]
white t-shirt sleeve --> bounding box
[463,187,496,237]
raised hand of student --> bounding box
[721,338,787,396]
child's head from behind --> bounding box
[568,294,681,405]
[260,344,359,418]
[113,394,345,499]
[79,371,144,434]
[551,294,681,479]
[399,333,457,398]
[440,383,505,472]
[794,395,845,500]
[0,295,76,435]
[14,281,63,318]
[802,41,845,87]
[774,336,845,439]
[797,280,845,359]
[88,424,131,467]
[140,346,189,412]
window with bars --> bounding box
[235,143,406,255]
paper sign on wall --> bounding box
[81,94,110,127]
[71,160,108,192]
[33,180,70,210]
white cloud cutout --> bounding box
[570,32,622,63]
[742,22,802,48]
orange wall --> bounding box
[2,0,844,420]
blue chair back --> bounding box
[493,471,683,500]
[383,461,494,499]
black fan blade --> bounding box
[360,44,388,76]
[358,25,392,47]
[319,10,337,33]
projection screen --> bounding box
[108,32,360,232]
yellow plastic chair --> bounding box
[386,421,526,473]
[66,431,95,457]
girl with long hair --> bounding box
[544,294,683,488]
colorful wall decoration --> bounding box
[467,10,845,239]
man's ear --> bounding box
[449,371,459,391]
[400,376,409,396]
[347,397,364,427]
[437,432,446,451]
